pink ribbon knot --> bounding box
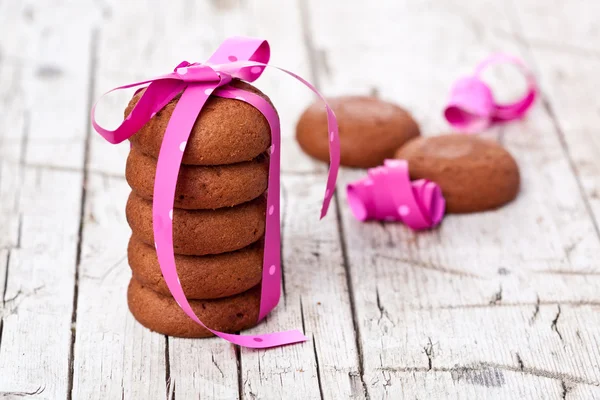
[91,37,341,349]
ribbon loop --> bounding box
[444,53,537,133]
[91,37,340,349]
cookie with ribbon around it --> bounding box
[127,278,261,338]
[395,134,520,213]
[127,80,273,165]
[126,146,269,210]
[128,236,263,299]
[126,192,266,255]
[296,96,420,168]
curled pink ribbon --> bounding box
[444,53,537,133]
[91,37,340,349]
[347,160,445,230]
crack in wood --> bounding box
[375,254,483,279]
[530,296,540,325]
[81,255,126,282]
[67,27,99,400]
[375,288,394,327]
[236,342,243,399]
[489,285,503,305]
[312,335,325,400]
[423,337,434,371]
[299,296,307,334]
[375,361,599,387]
[211,353,225,379]
[164,336,173,400]
[551,305,563,341]
[561,380,574,399]
[535,269,600,276]
[334,192,370,400]
[0,385,45,397]
[515,352,525,370]
[429,300,600,311]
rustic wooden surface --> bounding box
[0,0,599,399]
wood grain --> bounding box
[0,0,599,399]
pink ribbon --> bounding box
[347,160,445,230]
[91,37,340,349]
[444,54,537,133]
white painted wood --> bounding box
[241,174,364,400]
[1,0,599,399]
[304,0,600,398]
[0,167,82,399]
[72,174,167,400]
[0,1,96,398]
[511,0,600,235]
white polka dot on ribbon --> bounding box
[398,205,411,217]
[251,66,262,74]
[169,209,173,220]
[204,88,212,96]
[179,141,187,152]
[269,205,274,215]
[268,265,276,275]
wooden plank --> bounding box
[510,0,600,235]
[302,0,600,398]
[241,174,364,400]
[0,167,82,398]
[0,2,96,398]
[71,174,167,400]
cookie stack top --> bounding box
[126,80,273,166]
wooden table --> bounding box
[1,1,599,399]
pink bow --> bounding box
[91,37,341,349]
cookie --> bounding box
[127,278,261,338]
[126,146,269,210]
[127,80,273,165]
[126,192,266,255]
[395,134,520,213]
[296,96,420,168]
[128,236,263,299]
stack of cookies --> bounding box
[124,81,272,338]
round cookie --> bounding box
[127,80,273,165]
[126,192,266,255]
[127,278,261,338]
[296,96,420,168]
[126,146,269,210]
[395,134,520,213]
[128,236,263,299]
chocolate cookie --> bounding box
[126,146,269,210]
[127,278,261,338]
[395,134,520,213]
[126,192,266,255]
[296,96,420,168]
[128,236,263,299]
[127,80,273,165]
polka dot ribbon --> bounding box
[346,160,445,230]
[444,53,538,133]
[91,37,341,349]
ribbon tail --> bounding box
[91,78,186,144]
